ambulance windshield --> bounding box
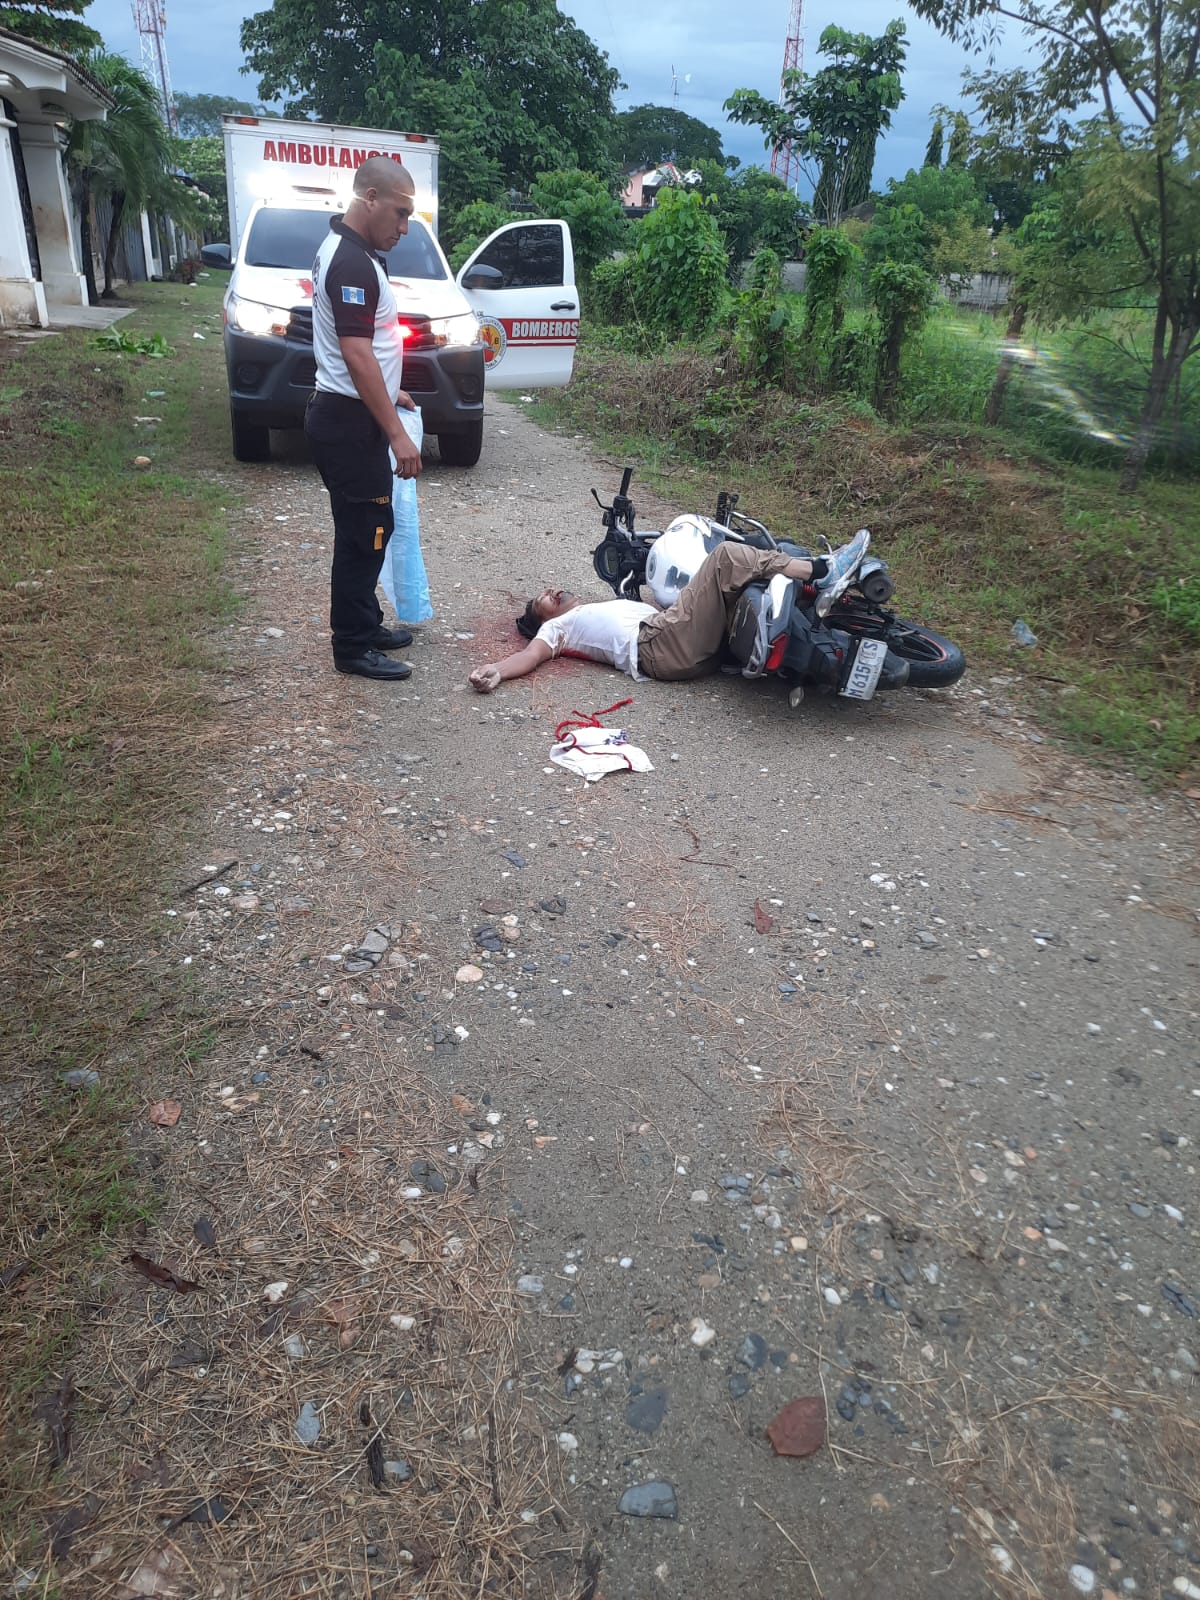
[244,208,447,280]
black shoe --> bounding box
[334,649,412,681]
[371,626,413,650]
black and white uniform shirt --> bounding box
[311,216,404,401]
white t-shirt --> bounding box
[536,600,657,679]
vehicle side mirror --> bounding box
[461,263,504,290]
[201,243,233,270]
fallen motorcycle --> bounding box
[591,467,966,706]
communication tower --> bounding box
[131,0,178,134]
[769,0,805,190]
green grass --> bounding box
[527,323,1200,782]
[0,280,246,1528]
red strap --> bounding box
[554,697,633,743]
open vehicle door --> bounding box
[457,220,578,389]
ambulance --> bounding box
[202,115,580,466]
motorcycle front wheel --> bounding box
[878,618,967,688]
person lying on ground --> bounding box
[467,531,868,694]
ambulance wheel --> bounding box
[231,408,271,463]
[437,423,483,467]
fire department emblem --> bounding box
[478,318,507,367]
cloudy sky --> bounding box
[88,0,1026,195]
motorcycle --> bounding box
[590,467,966,706]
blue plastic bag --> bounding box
[380,406,433,625]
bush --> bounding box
[442,200,517,273]
[529,169,627,279]
[590,257,640,325]
[632,189,729,340]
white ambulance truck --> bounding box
[203,115,579,466]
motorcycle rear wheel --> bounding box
[878,619,966,687]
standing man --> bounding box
[306,156,423,681]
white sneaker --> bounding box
[815,528,870,591]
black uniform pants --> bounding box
[305,391,395,660]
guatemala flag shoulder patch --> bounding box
[341,285,366,305]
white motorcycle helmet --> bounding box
[645,514,729,607]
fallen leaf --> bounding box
[0,1259,31,1292]
[767,1396,826,1458]
[192,1217,217,1249]
[121,1543,181,1597]
[34,1374,74,1468]
[163,1496,230,1532]
[217,1092,259,1113]
[127,1253,199,1295]
[325,1296,362,1350]
[451,1093,476,1114]
[148,1100,181,1128]
[753,899,774,935]
[49,1491,101,1561]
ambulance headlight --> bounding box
[427,313,481,348]
[227,294,292,337]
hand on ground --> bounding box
[469,665,501,693]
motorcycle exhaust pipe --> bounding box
[856,558,895,605]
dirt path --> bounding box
[57,402,1198,1600]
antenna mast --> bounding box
[769,0,805,190]
[131,0,179,134]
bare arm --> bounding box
[469,639,553,694]
[340,338,422,478]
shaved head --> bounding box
[353,155,414,197]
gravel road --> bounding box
[83,400,1198,1599]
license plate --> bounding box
[840,637,887,701]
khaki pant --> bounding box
[636,543,798,681]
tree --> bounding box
[611,104,725,168]
[726,22,907,225]
[923,118,944,168]
[696,162,808,265]
[529,169,625,278]
[241,0,620,207]
[174,92,264,138]
[179,133,230,238]
[865,163,993,287]
[945,110,971,166]
[910,0,1200,489]
[67,51,197,300]
[0,0,99,55]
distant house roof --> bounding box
[0,25,111,116]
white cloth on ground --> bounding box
[548,726,654,783]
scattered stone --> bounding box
[539,896,567,915]
[823,1287,842,1307]
[690,1189,710,1205]
[914,931,939,949]
[61,1068,100,1090]
[283,1333,306,1360]
[737,1333,767,1371]
[626,1388,667,1434]
[690,1317,716,1348]
[1011,619,1038,648]
[455,964,484,983]
[618,1481,678,1519]
[516,1275,544,1296]
[263,1281,289,1302]
[836,1388,857,1422]
[1068,1564,1096,1594]
[1129,1203,1152,1219]
[556,1431,578,1454]
[728,1374,752,1400]
[1174,1347,1198,1374]
[766,1397,826,1458]
[718,1174,751,1192]
[295,1402,321,1445]
[474,926,503,952]
[383,1459,412,1482]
